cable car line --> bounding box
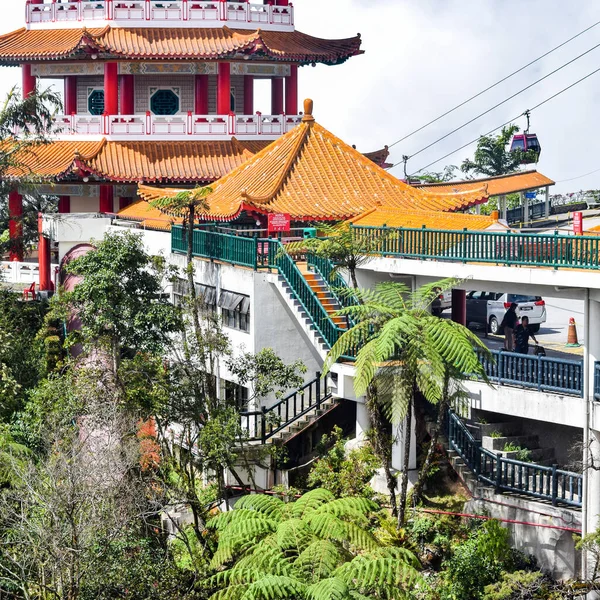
[557,166,600,183]
[398,64,600,176]
[400,39,600,165]
[387,20,600,150]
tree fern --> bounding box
[306,577,350,600]
[290,488,335,519]
[307,513,379,552]
[275,518,314,553]
[293,540,344,583]
[208,584,248,600]
[313,496,378,524]
[239,575,307,600]
[235,493,285,522]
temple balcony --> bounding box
[49,112,302,140]
[26,0,294,31]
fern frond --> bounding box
[306,577,350,600]
[208,568,262,587]
[215,514,276,541]
[314,497,379,519]
[370,546,422,570]
[208,584,247,600]
[293,540,344,583]
[307,513,379,552]
[241,541,293,576]
[234,494,285,522]
[239,575,307,600]
[275,518,314,553]
[207,509,272,530]
[210,534,259,569]
[290,488,335,518]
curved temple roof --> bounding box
[137,99,489,222]
[0,26,362,65]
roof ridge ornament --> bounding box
[301,98,315,122]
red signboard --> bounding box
[573,211,583,235]
[268,213,291,233]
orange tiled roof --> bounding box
[138,100,488,221]
[117,199,179,231]
[349,206,508,231]
[6,138,269,183]
[416,170,555,197]
[0,26,362,65]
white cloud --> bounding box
[0,0,599,193]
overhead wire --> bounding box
[397,39,600,165]
[387,20,600,150]
[557,166,600,183]
[405,63,600,176]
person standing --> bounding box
[514,316,538,354]
[500,302,518,351]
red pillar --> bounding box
[38,214,51,292]
[285,65,298,115]
[8,190,23,262]
[243,75,254,115]
[119,74,134,115]
[217,63,231,115]
[58,196,71,214]
[451,289,467,326]
[99,185,114,213]
[22,64,36,99]
[64,76,77,115]
[271,77,284,115]
[104,62,119,115]
[194,74,209,114]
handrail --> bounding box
[351,224,600,271]
[239,372,332,443]
[595,362,600,402]
[448,410,582,507]
[477,349,584,397]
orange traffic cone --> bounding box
[566,317,580,348]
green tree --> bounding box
[460,125,536,177]
[325,280,488,525]
[412,165,458,184]
[204,488,423,599]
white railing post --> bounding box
[182,0,188,20]
[219,0,226,21]
[77,0,82,21]
[145,0,151,20]
[289,3,293,26]
[256,111,262,135]
[25,0,31,25]
[51,0,57,22]
[187,111,192,135]
[146,111,152,135]
[106,0,113,20]
[268,1,273,24]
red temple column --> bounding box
[58,196,71,214]
[451,289,467,326]
[119,74,135,115]
[285,65,298,115]
[104,62,119,115]
[22,64,36,99]
[271,77,283,115]
[64,76,77,115]
[99,185,114,213]
[194,74,209,114]
[243,75,254,115]
[38,214,51,292]
[8,190,23,262]
[217,63,231,115]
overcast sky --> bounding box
[0,1,599,194]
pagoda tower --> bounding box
[0,0,362,289]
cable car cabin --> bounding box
[510,134,541,164]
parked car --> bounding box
[465,292,547,333]
[431,290,452,316]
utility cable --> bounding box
[388,20,600,149]
[402,63,600,175]
[557,166,600,183]
[402,39,600,164]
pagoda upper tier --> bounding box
[25,1,298,33]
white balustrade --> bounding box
[0,262,58,285]
[73,115,103,135]
[151,115,187,135]
[109,115,146,135]
[26,0,294,28]
[192,115,229,135]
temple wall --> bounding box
[77,76,104,114]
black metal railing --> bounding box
[448,410,582,507]
[240,372,333,443]
[477,350,584,397]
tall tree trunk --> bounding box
[366,385,397,516]
[398,397,413,526]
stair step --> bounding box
[477,422,524,437]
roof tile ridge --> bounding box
[240,122,310,205]
[76,137,107,162]
[0,27,25,41]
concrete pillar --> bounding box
[8,190,23,262]
[58,195,70,214]
[243,75,254,115]
[217,63,231,115]
[500,194,507,221]
[38,214,51,291]
[99,185,114,213]
[271,77,284,115]
[194,74,209,114]
[475,204,481,215]
[22,64,36,99]
[285,65,298,115]
[451,289,467,326]
[103,62,118,115]
[588,431,600,533]
[355,402,370,443]
[64,76,77,115]
[119,74,134,115]
[545,186,550,219]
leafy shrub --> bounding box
[483,570,561,599]
[502,443,532,462]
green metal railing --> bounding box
[351,225,600,270]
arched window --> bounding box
[87,88,105,115]
[149,88,180,115]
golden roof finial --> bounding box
[302,98,315,122]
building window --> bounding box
[172,278,217,313]
[220,379,249,410]
[230,87,236,112]
[87,88,105,115]
[150,87,180,115]
[219,290,250,332]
